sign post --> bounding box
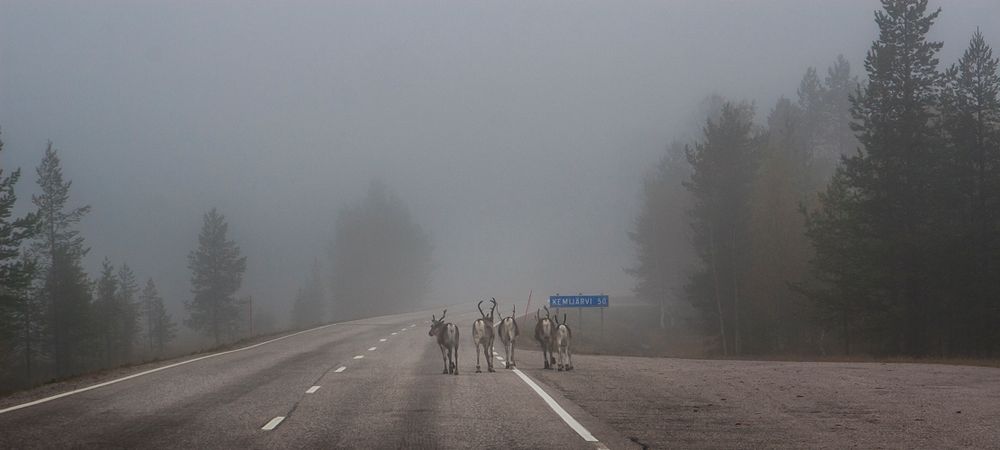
[548,294,610,335]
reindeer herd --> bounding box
[428,299,573,375]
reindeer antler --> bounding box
[489,298,498,319]
[478,300,486,318]
[563,313,567,326]
[543,305,550,318]
[440,309,447,321]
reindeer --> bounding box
[428,310,459,375]
[497,303,519,369]
[534,306,557,369]
[552,313,573,371]
[472,298,497,373]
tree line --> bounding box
[290,181,433,328]
[0,138,258,390]
[631,0,1000,357]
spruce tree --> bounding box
[93,258,119,366]
[141,279,175,355]
[32,143,92,376]
[0,127,40,385]
[186,208,247,345]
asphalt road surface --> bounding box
[5,307,1000,449]
[0,308,634,449]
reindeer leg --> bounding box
[510,339,516,368]
[453,344,459,375]
[475,343,482,373]
[485,343,495,373]
[440,344,449,374]
[567,345,573,371]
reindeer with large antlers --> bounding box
[552,313,573,371]
[472,298,497,373]
[497,303,519,369]
[428,310,459,375]
[534,306,557,369]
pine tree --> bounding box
[805,0,945,355]
[744,98,817,353]
[0,127,40,385]
[32,143,92,376]
[328,182,432,320]
[940,29,1000,354]
[186,208,247,345]
[627,141,695,329]
[116,263,140,361]
[822,55,859,161]
[291,259,326,328]
[684,101,759,355]
[141,279,175,355]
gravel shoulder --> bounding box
[518,351,1000,449]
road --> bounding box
[0,308,634,449]
[5,307,1000,449]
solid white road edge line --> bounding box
[511,368,600,444]
[334,366,346,373]
[0,323,337,415]
[306,386,320,394]
[261,416,286,430]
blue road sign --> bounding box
[549,295,609,308]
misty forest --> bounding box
[2,0,1000,392]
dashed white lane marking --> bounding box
[496,356,505,361]
[512,368,602,445]
[379,338,387,342]
[262,416,285,430]
[353,355,364,360]
[306,386,320,394]
[368,347,377,351]
[335,366,346,373]
[0,322,338,415]
[391,332,398,336]
[400,328,407,332]
[493,351,499,355]
[409,324,416,327]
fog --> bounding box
[2,0,997,326]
